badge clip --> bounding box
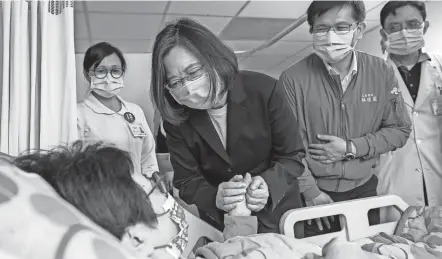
[124,112,136,123]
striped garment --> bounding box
[362,206,442,259]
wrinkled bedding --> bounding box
[361,206,442,259]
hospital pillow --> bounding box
[0,160,139,259]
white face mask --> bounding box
[313,30,356,64]
[90,77,124,98]
[384,28,425,56]
[168,75,222,110]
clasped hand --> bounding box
[308,134,347,164]
[216,173,269,215]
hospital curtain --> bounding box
[0,0,77,156]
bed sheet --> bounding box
[358,206,442,259]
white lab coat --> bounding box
[377,53,442,213]
[77,94,158,177]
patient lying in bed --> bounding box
[11,141,305,259]
[7,140,399,259]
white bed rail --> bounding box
[279,195,409,247]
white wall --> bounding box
[357,0,442,57]
[75,53,155,130]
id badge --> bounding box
[430,85,442,116]
[128,124,148,138]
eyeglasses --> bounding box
[385,21,424,33]
[312,22,358,36]
[90,67,124,79]
[166,66,205,89]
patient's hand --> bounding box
[229,173,252,217]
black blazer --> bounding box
[164,71,305,233]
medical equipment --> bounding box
[279,195,409,247]
[181,205,224,257]
[151,171,169,194]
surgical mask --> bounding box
[384,28,425,56]
[313,30,356,64]
[90,76,124,98]
[168,75,218,110]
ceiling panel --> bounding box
[239,1,311,19]
[74,13,89,39]
[254,41,309,56]
[92,39,155,53]
[220,17,295,41]
[239,55,288,70]
[366,1,386,21]
[224,40,264,52]
[85,1,168,14]
[165,15,232,36]
[365,1,387,12]
[168,1,246,16]
[88,14,162,39]
[281,22,311,42]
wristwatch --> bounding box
[344,140,356,161]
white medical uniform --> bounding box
[77,94,158,177]
[377,53,442,220]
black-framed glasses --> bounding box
[312,22,358,36]
[90,67,124,79]
[386,21,424,33]
[166,66,205,90]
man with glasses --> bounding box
[278,1,411,236]
[376,1,442,221]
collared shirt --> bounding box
[393,52,431,102]
[324,51,358,93]
[208,104,228,149]
[77,94,158,177]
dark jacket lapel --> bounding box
[188,109,231,164]
[227,74,249,156]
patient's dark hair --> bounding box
[13,141,157,239]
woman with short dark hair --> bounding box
[151,18,306,234]
[77,42,158,179]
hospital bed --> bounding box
[182,195,409,257]
[279,195,409,247]
[181,201,224,257]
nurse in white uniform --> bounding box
[77,42,158,178]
